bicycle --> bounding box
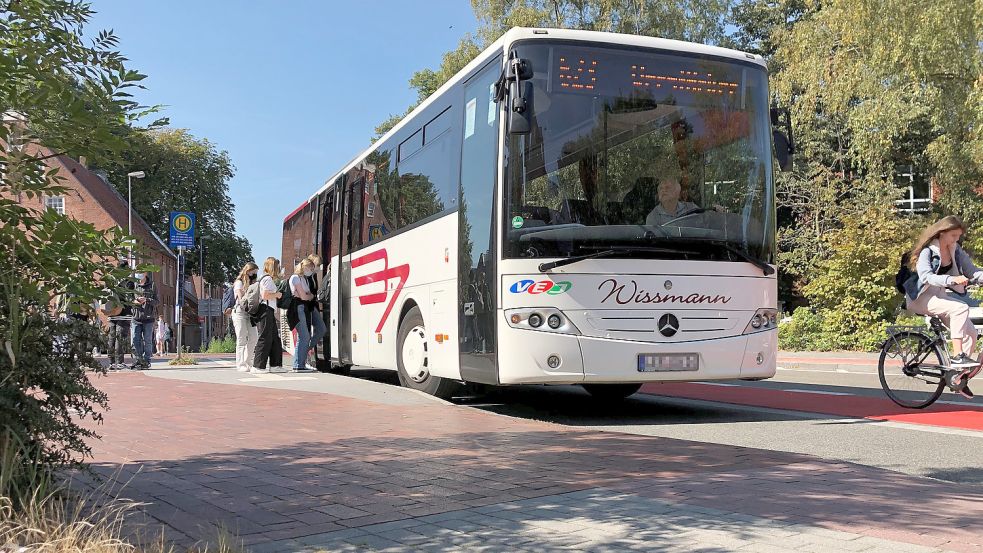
[878,315,980,408]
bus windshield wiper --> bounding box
[538,246,693,272]
[646,237,774,276]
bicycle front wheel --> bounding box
[878,331,946,409]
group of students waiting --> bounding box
[229,254,327,372]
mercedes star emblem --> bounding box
[658,313,679,337]
[664,280,673,290]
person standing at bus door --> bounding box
[306,254,328,364]
[232,262,259,371]
[252,257,284,373]
[130,271,158,370]
[289,259,318,371]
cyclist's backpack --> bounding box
[895,251,914,295]
[276,278,293,309]
[221,286,236,312]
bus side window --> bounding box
[395,116,459,228]
[366,148,396,242]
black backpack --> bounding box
[276,278,293,309]
[895,252,913,295]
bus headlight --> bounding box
[505,308,581,335]
[744,308,779,334]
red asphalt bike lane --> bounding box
[640,382,983,431]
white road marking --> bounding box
[238,373,317,382]
[785,389,853,396]
[693,382,741,387]
[777,366,878,375]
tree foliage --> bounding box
[1,0,155,499]
[379,0,983,350]
[100,129,253,283]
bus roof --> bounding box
[306,27,766,203]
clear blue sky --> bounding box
[89,1,479,266]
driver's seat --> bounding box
[621,177,658,225]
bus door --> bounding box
[317,192,334,364]
[338,173,364,365]
[329,175,349,365]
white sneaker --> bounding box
[250,367,268,374]
[236,366,250,372]
[270,366,288,373]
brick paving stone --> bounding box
[82,373,981,552]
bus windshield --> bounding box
[503,41,776,265]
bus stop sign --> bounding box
[169,211,195,248]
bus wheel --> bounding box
[397,307,458,399]
[582,383,643,401]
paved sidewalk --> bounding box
[78,371,982,552]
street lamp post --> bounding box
[126,171,145,267]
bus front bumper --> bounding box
[496,327,776,385]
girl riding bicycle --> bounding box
[902,215,982,398]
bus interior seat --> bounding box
[517,205,552,227]
[621,177,659,225]
[560,199,595,225]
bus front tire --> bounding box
[582,383,643,401]
[396,307,458,400]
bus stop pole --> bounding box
[177,246,184,355]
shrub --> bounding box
[780,207,920,351]
[205,336,235,354]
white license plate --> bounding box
[637,353,700,372]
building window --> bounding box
[894,167,931,214]
[44,195,65,215]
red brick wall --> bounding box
[282,200,316,270]
[0,142,178,327]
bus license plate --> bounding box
[637,353,699,372]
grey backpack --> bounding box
[244,281,264,316]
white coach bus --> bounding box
[282,27,791,400]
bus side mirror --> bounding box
[509,81,533,135]
[770,107,795,172]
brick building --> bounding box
[2,139,178,335]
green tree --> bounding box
[1,0,156,500]
[100,128,253,283]
[793,208,920,350]
[769,0,983,304]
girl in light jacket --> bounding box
[904,216,983,396]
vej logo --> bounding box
[509,279,573,296]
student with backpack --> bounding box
[899,215,983,398]
[306,254,328,364]
[231,262,259,371]
[251,257,285,372]
[289,258,317,371]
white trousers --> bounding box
[907,287,977,356]
[232,308,258,369]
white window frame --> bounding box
[44,195,65,215]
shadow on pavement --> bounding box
[76,431,978,551]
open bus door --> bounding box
[329,175,352,368]
[315,190,334,369]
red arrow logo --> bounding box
[351,248,410,333]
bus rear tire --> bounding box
[582,383,643,401]
[397,307,458,400]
